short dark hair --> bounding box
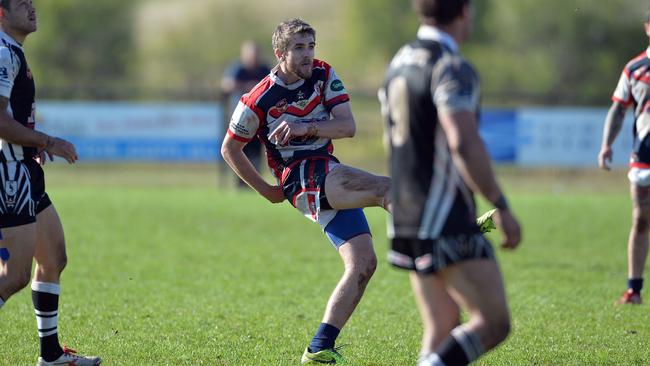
[272,18,316,54]
[412,0,470,25]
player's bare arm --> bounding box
[221,133,284,203]
[438,110,521,249]
[269,102,356,146]
[599,101,628,170]
[0,97,77,164]
[0,96,47,148]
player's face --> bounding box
[284,33,315,80]
[3,0,37,34]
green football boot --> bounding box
[301,347,345,364]
[477,209,497,233]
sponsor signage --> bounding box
[37,101,223,161]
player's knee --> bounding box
[484,313,511,347]
[364,254,378,278]
[56,250,68,273]
[36,247,67,275]
[492,316,511,345]
[350,254,377,285]
[374,176,390,199]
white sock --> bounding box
[418,353,446,366]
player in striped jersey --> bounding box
[599,8,650,305]
[0,1,100,365]
[380,1,521,365]
[222,19,391,364]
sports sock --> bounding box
[418,353,447,366]
[434,325,484,366]
[32,281,64,362]
[309,323,340,352]
[628,278,644,294]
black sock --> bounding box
[435,326,484,366]
[32,281,64,362]
[628,278,644,294]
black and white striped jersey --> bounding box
[380,25,481,240]
[0,31,36,162]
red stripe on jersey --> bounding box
[313,59,332,76]
[631,162,650,169]
[227,129,253,143]
[643,100,650,113]
[269,94,322,119]
[324,94,350,108]
[241,76,273,125]
[612,96,633,106]
[634,73,650,84]
[625,51,648,72]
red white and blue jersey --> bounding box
[227,59,350,178]
[0,31,36,163]
[612,49,650,166]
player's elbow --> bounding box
[447,137,466,156]
[220,140,234,162]
[344,119,356,138]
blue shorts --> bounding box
[324,208,371,248]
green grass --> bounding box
[1,164,649,365]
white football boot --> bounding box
[36,346,101,366]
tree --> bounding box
[26,0,136,99]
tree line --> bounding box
[26,0,649,105]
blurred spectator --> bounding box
[220,41,270,188]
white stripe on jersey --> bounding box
[0,33,25,163]
[418,124,451,239]
[418,123,465,239]
[429,162,460,238]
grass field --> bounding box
[1,164,650,365]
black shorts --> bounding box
[0,159,52,228]
[389,234,495,274]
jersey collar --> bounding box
[0,31,23,50]
[270,69,305,90]
[417,25,458,53]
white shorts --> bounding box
[628,167,650,187]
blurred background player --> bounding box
[0,0,100,365]
[221,18,391,364]
[598,9,650,305]
[220,40,270,188]
[380,0,521,365]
